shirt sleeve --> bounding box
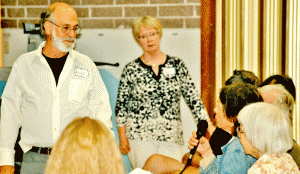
[218,144,251,174]
[88,63,112,130]
[115,65,131,129]
[177,59,210,123]
[0,61,22,166]
[200,145,250,174]
[199,155,218,174]
[200,153,216,169]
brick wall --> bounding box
[1,0,200,29]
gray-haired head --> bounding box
[238,102,293,155]
[258,84,295,124]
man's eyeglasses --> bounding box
[48,21,82,34]
[138,32,159,40]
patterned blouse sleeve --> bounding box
[177,59,209,123]
[115,64,131,129]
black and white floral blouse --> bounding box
[115,55,209,145]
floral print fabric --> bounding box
[115,55,209,145]
[248,153,300,174]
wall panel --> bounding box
[286,0,300,144]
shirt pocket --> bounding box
[69,79,90,103]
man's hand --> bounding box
[188,131,213,158]
[119,136,130,154]
[0,165,15,174]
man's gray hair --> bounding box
[39,7,56,37]
[238,102,293,154]
[258,84,295,123]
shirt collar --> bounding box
[221,136,238,153]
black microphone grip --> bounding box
[186,120,208,165]
[180,120,208,174]
[189,128,206,156]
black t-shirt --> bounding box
[43,52,68,86]
[209,127,233,156]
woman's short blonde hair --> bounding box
[45,117,124,174]
[238,102,293,155]
[132,16,163,43]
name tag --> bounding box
[162,67,176,77]
[74,66,89,77]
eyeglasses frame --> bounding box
[138,31,159,40]
[47,21,82,34]
[236,126,245,136]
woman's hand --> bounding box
[119,136,130,154]
[118,125,130,154]
[188,131,213,157]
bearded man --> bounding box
[0,2,112,174]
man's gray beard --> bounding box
[52,29,76,52]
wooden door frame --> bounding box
[200,0,216,123]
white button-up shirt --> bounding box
[0,42,112,166]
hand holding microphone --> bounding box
[188,132,213,157]
[186,120,208,165]
[179,120,208,174]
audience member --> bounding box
[209,69,260,156]
[45,117,123,174]
[259,74,296,101]
[205,69,259,157]
[237,102,299,173]
[115,16,210,169]
[258,84,300,168]
[144,82,262,174]
[225,70,260,88]
[0,2,112,174]
[259,84,294,121]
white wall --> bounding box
[2,28,201,154]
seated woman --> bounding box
[144,82,262,174]
[44,117,124,174]
[237,102,299,173]
[209,69,260,156]
[187,82,263,174]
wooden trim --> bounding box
[259,0,264,82]
[222,0,226,85]
[201,0,216,123]
[281,0,287,75]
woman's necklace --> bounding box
[143,54,165,67]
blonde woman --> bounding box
[115,16,210,169]
[45,117,124,174]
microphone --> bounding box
[189,120,208,157]
[180,120,208,173]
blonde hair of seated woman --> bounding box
[45,117,124,174]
